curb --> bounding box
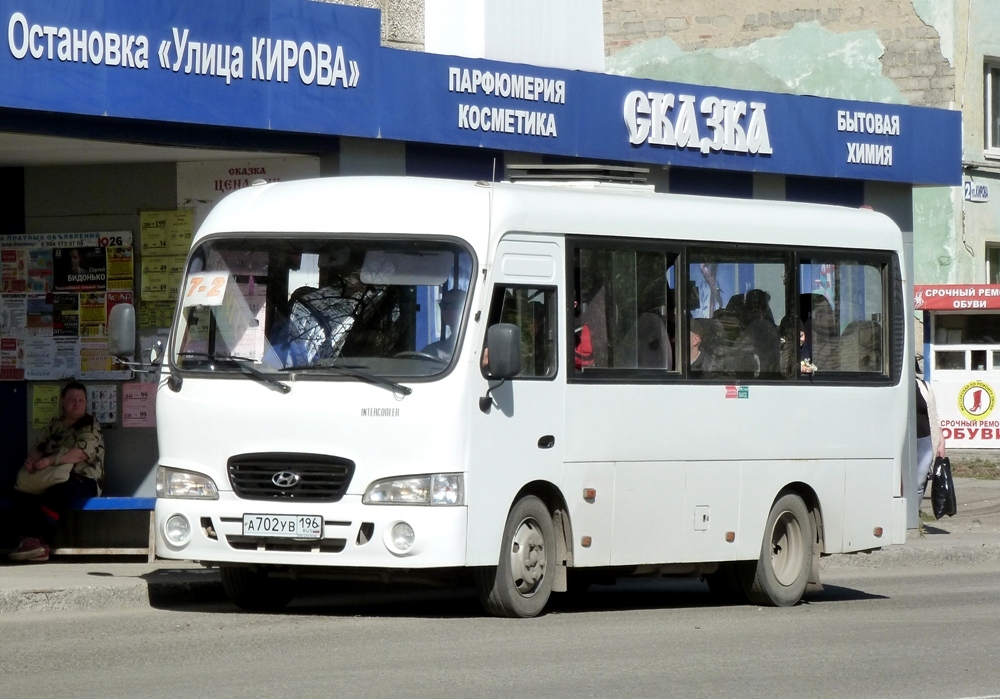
[0,571,224,614]
[821,542,1000,570]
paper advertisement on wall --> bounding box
[123,382,157,428]
[933,378,1000,449]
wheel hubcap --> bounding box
[770,510,804,587]
[509,517,546,596]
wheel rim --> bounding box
[769,510,804,587]
[509,516,546,597]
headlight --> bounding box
[364,473,464,505]
[156,466,219,499]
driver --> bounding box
[422,288,466,361]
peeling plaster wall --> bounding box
[913,187,960,283]
[606,23,906,103]
[603,0,954,107]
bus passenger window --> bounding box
[798,259,886,375]
[572,245,678,374]
[484,286,557,378]
[688,252,791,379]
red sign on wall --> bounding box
[914,284,1000,311]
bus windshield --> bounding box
[171,236,474,379]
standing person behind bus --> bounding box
[915,373,946,507]
[8,381,105,563]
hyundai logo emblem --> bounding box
[272,471,301,488]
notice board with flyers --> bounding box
[0,231,135,382]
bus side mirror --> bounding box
[108,303,136,358]
[480,323,521,413]
[486,323,522,379]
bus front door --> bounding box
[467,235,566,576]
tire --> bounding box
[474,495,555,618]
[221,566,295,612]
[740,493,813,607]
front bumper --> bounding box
[154,494,468,568]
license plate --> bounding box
[242,514,323,539]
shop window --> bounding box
[934,314,1000,345]
[935,350,966,371]
[987,60,1000,155]
[972,349,988,371]
[988,244,1000,283]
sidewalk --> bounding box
[1,478,1000,614]
[821,476,1000,569]
[0,560,224,613]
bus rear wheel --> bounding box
[741,493,813,607]
[475,495,555,618]
[221,566,295,612]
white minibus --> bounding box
[110,176,911,617]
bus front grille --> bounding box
[227,453,355,502]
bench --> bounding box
[52,497,157,562]
[0,494,156,562]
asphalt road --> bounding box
[2,565,999,699]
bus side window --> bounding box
[798,259,886,374]
[484,285,558,378]
[687,252,791,380]
[573,245,678,373]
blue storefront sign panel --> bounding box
[1,0,961,185]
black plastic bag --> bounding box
[931,456,957,519]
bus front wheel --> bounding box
[741,493,813,607]
[475,495,555,618]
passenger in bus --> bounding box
[636,312,672,370]
[734,289,780,376]
[689,317,718,374]
[573,299,594,370]
[266,285,323,368]
[806,293,839,370]
[798,324,816,374]
[422,288,465,361]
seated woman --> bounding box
[9,381,105,563]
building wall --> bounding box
[323,0,425,50]
[603,0,954,108]
[21,162,179,498]
[956,0,1000,284]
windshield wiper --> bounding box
[280,361,412,396]
[176,352,291,394]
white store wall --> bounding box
[424,0,604,72]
